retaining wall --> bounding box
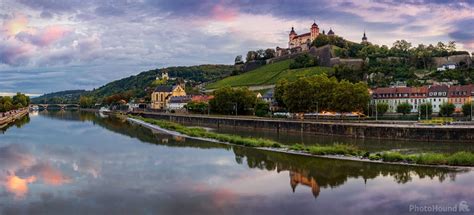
[136,113,474,142]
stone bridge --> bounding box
[36,104,80,110]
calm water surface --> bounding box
[0,111,473,215]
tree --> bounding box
[256,49,266,60]
[289,53,316,69]
[439,102,455,117]
[186,101,209,114]
[391,40,412,58]
[396,103,412,115]
[462,102,472,117]
[312,34,330,47]
[246,51,257,62]
[274,79,288,108]
[447,41,456,55]
[2,100,13,112]
[419,103,433,119]
[264,48,276,59]
[282,77,314,112]
[376,103,389,116]
[79,96,95,108]
[234,55,244,65]
[209,87,257,115]
[276,74,369,113]
[333,64,365,83]
[12,93,29,107]
[255,100,270,117]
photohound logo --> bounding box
[409,201,470,213]
[459,201,470,212]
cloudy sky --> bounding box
[0,0,473,95]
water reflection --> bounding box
[54,111,462,195]
[0,114,30,134]
[0,144,70,199]
[0,111,471,214]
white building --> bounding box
[427,85,449,112]
[167,96,192,110]
[437,63,456,71]
[372,86,429,113]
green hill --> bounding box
[206,59,334,89]
[32,90,86,104]
[35,64,234,104]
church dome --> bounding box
[328,28,335,35]
[289,27,296,35]
[311,22,318,28]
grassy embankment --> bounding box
[131,116,474,166]
[206,59,333,89]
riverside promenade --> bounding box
[133,111,474,142]
[0,108,29,129]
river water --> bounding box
[0,111,473,214]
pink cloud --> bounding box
[2,14,29,37]
[211,3,238,22]
[16,25,70,47]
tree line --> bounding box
[274,74,370,113]
[0,93,30,112]
[208,87,269,116]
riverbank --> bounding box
[132,112,474,143]
[128,116,474,168]
[0,108,29,129]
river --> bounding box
[0,111,473,214]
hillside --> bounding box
[89,64,234,99]
[206,59,334,89]
[31,90,86,104]
[34,64,234,104]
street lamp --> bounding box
[234,103,238,116]
[418,105,421,121]
[426,103,429,120]
[313,101,319,120]
[471,101,473,121]
[375,103,379,121]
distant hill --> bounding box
[31,90,86,104]
[33,64,234,104]
[88,64,234,99]
[206,59,334,89]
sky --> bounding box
[0,0,473,95]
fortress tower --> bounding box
[288,22,322,49]
[310,22,319,41]
[288,27,297,48]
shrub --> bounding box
[415,153,447,165]
[439,102,455,117]
[289,54,316,69]
[381,152,404,162]
[376,103,389,116]
[446,152,474,166]
[368,153,381,160]
[462,102,472,117]
[396,103,412,115]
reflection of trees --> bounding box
[232,146,464,198]
[42,111,466,199]
[1,115,30,133]
[41,111,231,151]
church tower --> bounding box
[362,31,368,43]
[289,27,297,48]
[310,21,319,41]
